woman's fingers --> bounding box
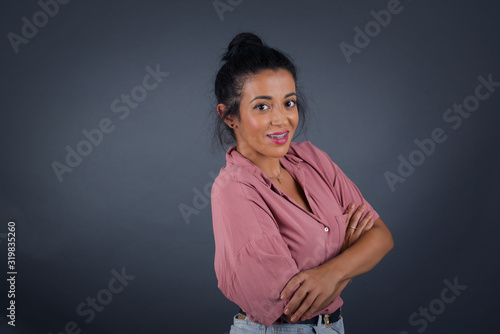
[342,203,376,250]
[352,211,373,238]
[280,273,305,302]
[283,279,309,317]
[300,291,333,321]
[366,218,374,230]
[289,291,319,322]
[344,203,355,232]
[346,203,365,232]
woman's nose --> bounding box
[271,105,287,125]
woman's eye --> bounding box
[285,100,296,108]
[254,104,269,111]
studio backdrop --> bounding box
[0,1,499,333]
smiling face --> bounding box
[219,68,299,165]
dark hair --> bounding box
[209,32,309,154]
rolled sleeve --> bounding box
[231,234,299,326]
[211,176,300,327]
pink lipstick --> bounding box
[267,130,289,145]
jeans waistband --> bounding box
[237,306,342,326]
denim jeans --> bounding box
[229,312,345,334]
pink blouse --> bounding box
[211,140,380,327]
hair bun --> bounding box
[222,32,264,62]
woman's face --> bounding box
[221,68,299,162]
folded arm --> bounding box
[280,213,393,323]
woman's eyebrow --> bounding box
[250,95,271,103]
[250,92,296,103]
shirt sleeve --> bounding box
[306,142,381,222]
[211,175,300,327]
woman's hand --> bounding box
[340,203,375,252]
[279,262,350,323]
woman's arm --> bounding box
[279,214,393,323]
[328,216,393,279]
[280,276,352,323]
[212,176,305,327]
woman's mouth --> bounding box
[267,131,289,144]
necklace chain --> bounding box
[269,165,284,184]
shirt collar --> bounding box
[225,142,303,188]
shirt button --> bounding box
[324,226,329,232]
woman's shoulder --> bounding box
[211,164,263,203]
[288,140,342,185]
[213,161,259,185]
[288,140,332,164]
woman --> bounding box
[210,32,394,333]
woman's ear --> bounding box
[217,103,226,119]
[217,103,235,128]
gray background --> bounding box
[1,0,499,333]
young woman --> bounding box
[210,32,394,334]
